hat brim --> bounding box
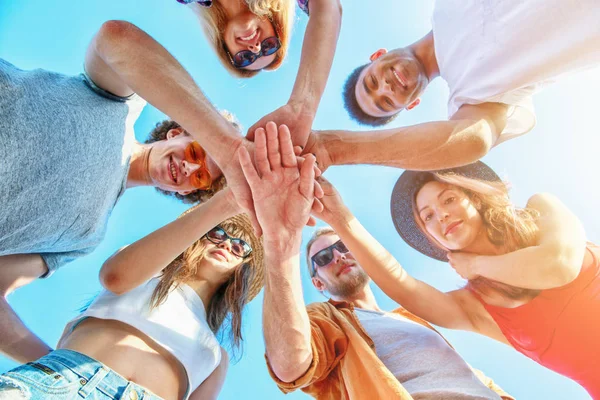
[390,162,500,262]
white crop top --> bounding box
[69,277,221,398]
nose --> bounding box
[438,209,450,223]
[332,249,347,264]
[182,160,201,177]
[247,40,261,54]
[217,238,232,252]
[380,78,394,96]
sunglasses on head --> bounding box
[310,240,350,277]
[184,141,212,190]
[228,36,281,69]
[205,226,253,259]
[176,0,213,7]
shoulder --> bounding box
[525,192,562,211]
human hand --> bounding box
[238,122,323,239]
[246,102,314,149]
[447,252,480,280]
[220,138,262,235]
[300,129,332,173]
[310,176,350,226]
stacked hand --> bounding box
[447,252,480,280]
[238,122,324,239]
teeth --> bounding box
[393,70,406,87]
[170,160,177,182]
[240,30,258,41]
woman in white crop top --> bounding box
[0,188,264,400]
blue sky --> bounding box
[1,0,598,399]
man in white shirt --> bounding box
[303,0,600,171]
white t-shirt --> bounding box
[355,309,500,400]
[69,278,221,399]
[432,0,600,144]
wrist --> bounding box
[263,231,303,256]
[287,97,317,119]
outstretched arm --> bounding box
[239,122,320,382]
[305,102,508,171]
[86,21,259,230]
[449,193,587,289]
[247,0,342,148]
[0,254,53,362]
[100,189,240,295]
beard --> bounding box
[326,267,370,298]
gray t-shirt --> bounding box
[0,58,146,276]
[355,308,501,400]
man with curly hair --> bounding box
[301,0,600,172]
[0,21,251,363]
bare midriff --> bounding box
[59,317,187,400]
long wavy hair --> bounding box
[191,0,295,78]
[412,173,541,300]
[150,216,259,358]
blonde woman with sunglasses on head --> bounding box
[0,188,264,400]
[181,0,342,150]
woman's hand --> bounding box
[311,176,350,226]
[447,252,480,280]
[246,101,315,149]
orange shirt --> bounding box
[266,299,513,400]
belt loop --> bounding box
[78,366,109,398]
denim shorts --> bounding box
[0,349,164,399]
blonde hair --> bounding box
[412,173,541,300]
[191,0,295,78]
[151,214,262,356]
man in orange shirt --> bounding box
[238,122,512,400]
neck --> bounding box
[410,31,439,82]
[332,284,382,312]
[126,142,153,188]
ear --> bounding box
[166,127,186,140]
[369,48,387,62]
[406,98,421,110]
[312,276,327,292]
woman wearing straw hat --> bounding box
[186,0,341,148]
[0,188,264,400]
[311,164,599,398]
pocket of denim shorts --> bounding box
[5,362,81,393]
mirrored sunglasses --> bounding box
[206,226,252,259]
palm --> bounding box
[239,122,317,238]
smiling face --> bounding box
[222,8,278,71]
[308,233,369,298]
[147,128,222,196]
[200,234,246,277]
[415,181,485,251]
[355,48,429,117]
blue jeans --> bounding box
[0,349,164,399]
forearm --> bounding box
[473,243,586,289]
[321,118,494,171]
[289,0,342,114]
[100,190,238,294]
[329,210,474,329]
[93,21,240,162]
[262,234,312,383]
[0,297,52,363]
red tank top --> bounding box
[471,244,600,398]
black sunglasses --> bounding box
[205,226,252,259]
[310,240,350,277]
[228,36,281,69]
[176,0,213,7]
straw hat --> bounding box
[390,161,500,261]
[179,206,264,301]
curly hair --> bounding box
[145,112,241,204]
[343,63,399,127]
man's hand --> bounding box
[447,252,480,280]
[246,102,315,149]
[239,122,323,240]
[301,129,333,173]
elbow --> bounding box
[551,246,585,286]
[99,268,127,295]
[464,120,494,162]
[95,20,140,53]
[269,351,312,383]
